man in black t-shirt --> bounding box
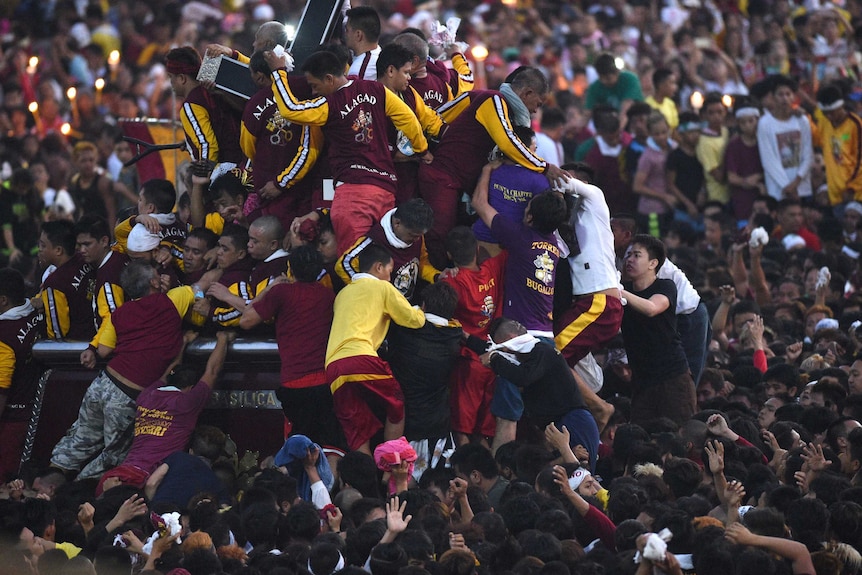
[620,234,695,425]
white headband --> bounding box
[308,552,345,575]
[735,107,760,118]
[568,468,592,491]
[818,99,845,112]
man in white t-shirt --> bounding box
[345,6,381,81]
[757,75,813,201]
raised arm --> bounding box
[470,163,499,229]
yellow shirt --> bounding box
[696,127,730,203]
[646,96,679,130]
[813,108,862,204]
[325,275,425,371]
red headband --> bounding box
[165,59,200,76]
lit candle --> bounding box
[94,78,105,107]
[108,50,120,81]
[690,91,704,111]
[26,56,38,76]
[61,122,70,136]
[28,101,41,133]
[67,87,79,125]
[722,94,734,109]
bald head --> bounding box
[254,21,289,52]
[251,215,285,242]
[248,215,285,260]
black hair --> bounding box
[289,244,323,283]
[220,223,250,254]
[393,198,435,233]
[338,451,382,498]
[771,75,798,94]
[594,53,618,76]
[208,172,250,204]
[377,43,414,79]
[140,178,177,213]
[75,214,112,242]
[318,43,352,70]
[0,268,26,304]
[358,243,393,273]
[445,226,478,267]
[629,233,667,269]
[41,220,76,255]
[652,67,675,89]
[166,364,202,389]
[249,50,272,76]
[420,282,458,319]
[187,227,220,250]
[678,110,700,126]
[165,46,202,75]
[190,424,226,461]
[449,444,499,480]
[284,500,321,543]
[540,108,566,129]
[702,91,725,111]
[527,192,567,233]
[514,125,536,146]
[661,457,702,498]
[346,6,381,42]
[592,105,620,134]
[242,501,280,548]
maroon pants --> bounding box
[417,162,462,270]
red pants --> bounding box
[0,419,28,482]
[331,184,395,255]
[554,294,623,367]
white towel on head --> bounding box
[127,224,160,252]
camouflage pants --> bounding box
[50,371,136,480]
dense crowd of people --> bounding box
[3,0,862,574]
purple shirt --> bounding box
[123,382,210,473]
[473,165,550,242]
[492,214,560,335]
[636,146,670,216]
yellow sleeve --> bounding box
[336,236,369,286]
[271,69,330,126]
[384,87,428,155]
[409,87,444,138]
[240,120,257,160]
[419,238,441,284]
[205,212,225,235]
[846,115,862,195]
[235,51,250,65]
[167,286,196,319]
[89,282,125,348]
[100,314,117,350]
[43,287,70,340]
[383,282,426,329]
[54,542,81,559]
[439,92,472,124]
[812,108,824,148]
[181,102,220,161]
[475,95,547,173]
[211,281,251,327]
[113,217,134,254]
[450,53,475,96]
[0,342,15,390]
[274,125,323,189]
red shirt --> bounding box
[108,293,183,388]
[443,253,507,339]
[124,381,210,473]
[252,281,334,385]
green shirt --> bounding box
[585,70,644,111]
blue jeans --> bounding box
[677,302,711,385]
